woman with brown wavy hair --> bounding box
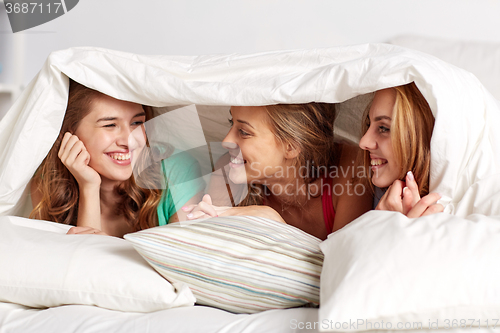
[30,80,203,237]
[183,103,373,240]
[359,82,443,217]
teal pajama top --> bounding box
[156,150,205,226]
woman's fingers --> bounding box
[405,171,421,207]
[183,197,211,213]
[59,133,79,158]
[74,149,90,167]
[67,226,91,234]
[421,203,445,216]
[58,132,72,159]
[181,204,197,214]
[67,226,106,235]
[183,194,234,220]
[375,180,405,212]
[59,134,82,165]
[186,207,233,220]
[202,194,213,205]
[66,226,78,234]
[406,193,442,218]
[66,141,87,166]
[188,201,218,218]
[401,187,413,215]
[186,210,210,220]
[58,135,101,187]
[185,195,219,219]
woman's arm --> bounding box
[182,194,286,223]
[67,226,108,235]
[331,144,373,232]
[32,182,101,230]
[58,132,102,230]
[30,168,102,234]
[76,185,102,229]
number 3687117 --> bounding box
[5,2,63,14]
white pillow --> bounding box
[0,216,195,312]
[319,211,500,332]
[125,216,323,314]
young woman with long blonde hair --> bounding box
[359,82,443,216]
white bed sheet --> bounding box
[0,302,319,333]
[1,302,496,333]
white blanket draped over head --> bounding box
[0,44,499,218]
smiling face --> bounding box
[222,106,291,185]
[74,94,146,186]
[359,88,402,188]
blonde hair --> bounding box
[240,102,337,206]
[360,82,435,196]
[30,80,162,231]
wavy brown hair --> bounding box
[360,82,435,196]
[30,79,162,231]
[239,102,337,206]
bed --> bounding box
[1,39,500,333]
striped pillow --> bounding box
[124,216,323,313]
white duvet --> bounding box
[0,43,499,217]
[0,44,499,332]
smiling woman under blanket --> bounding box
[29,80,204,237]
[359,82,443,217]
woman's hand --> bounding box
[376,171,444,217]
[58,132,101,188]
[182,194,231,219]
[59,133,102,231]
[67,226,108,236]
[182,194,286,223]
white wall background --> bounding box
[1,0,500,88]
